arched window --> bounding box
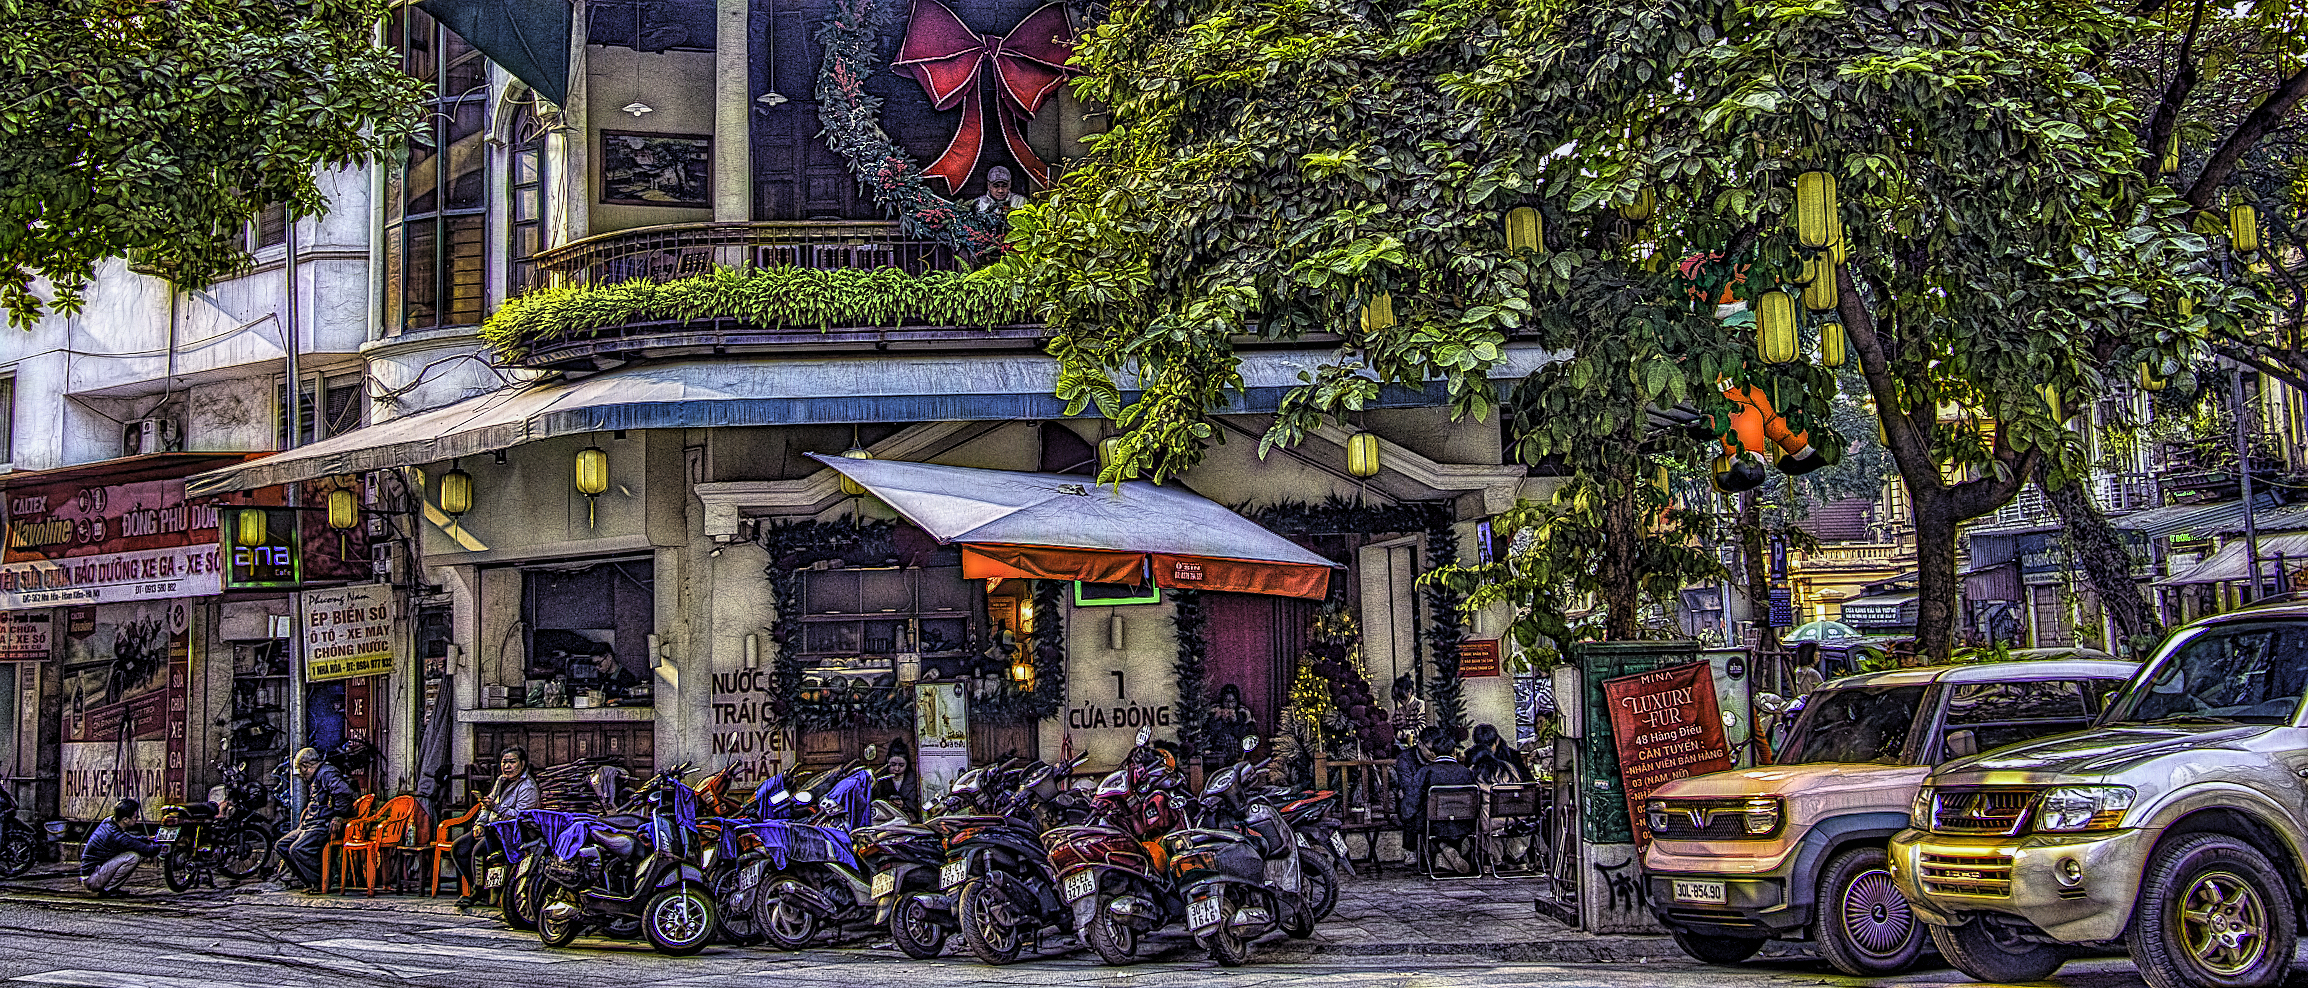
[507,105,548,297]
[385,7,489,334]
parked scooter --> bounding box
[1161,735,1315,966]
[1272,787,1346,920]
[534,763,721,956]
[752,765,886,948]
[0,783,48,877]
[1044,727,1189,965]
[950,753,1089,964]
[150,761,281,890]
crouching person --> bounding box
[82,798,158,896]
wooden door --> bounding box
[749,0,869,220]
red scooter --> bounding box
[1043,727,1189,965]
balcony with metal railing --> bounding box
[494,220,1042,370]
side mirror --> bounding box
[1136,726,1153,747]
[1241,735,1260,754]
[1945,729,1978,758]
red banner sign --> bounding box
[1457,638,1502,678]
[1602,661,1733,841]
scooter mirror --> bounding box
[1241,735,1260,753]
[1135,726,1152,747]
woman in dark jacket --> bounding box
[1466,723,1530,784]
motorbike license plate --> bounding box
[1673,880,1728,905]
[940,861,968,890]
[1063,870,1097,903]
[152,827,178,843]
[1187,894,1224,932]
[872,872,897,900]
[485,866,507,889]
[1330,832,1349,858]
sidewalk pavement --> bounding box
[0,860,1809,965]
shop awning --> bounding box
[2112,495,2276,541]
[808,454,1339,599]
[417,0,571,106]
[2155,534,2308,585]
[188,347,1564,496]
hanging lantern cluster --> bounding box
[1346,431,1382,478]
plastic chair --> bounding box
[343,796,422,896]
[1484,783,1545,877]
[428,801,485,897]
[317,794,377,893]
[1422,785,1483,880]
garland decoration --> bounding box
[757,518,914,731]
[973,580,1070,724]
[1169,588,1208,755]
[1249,497,1470,734]
[816,0,1008,260]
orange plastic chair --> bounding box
[345,796,422,896]
[428,801,485,897]
[318,794,377,893]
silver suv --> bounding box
[1892,602,2308,988]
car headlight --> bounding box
[1645,800,1671,836]
[2034,786,2133,832]
[1910,787,1934,829]
[1742,797,1782,836]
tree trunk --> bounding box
[2035,464,2163,653]
[1908,487,1964,662]
[1600,466,1642,640]
[1740,491,1774,652]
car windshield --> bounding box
[1776,685,1927,764]
[2108,623,2308,725]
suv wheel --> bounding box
[1931,916,2065,983]
[1814,846,1924,976]
[1669,929,1764,965]
[2129,833,2297,988]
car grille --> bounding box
[1920,851,2014,896]
[1649,800,1768,840]
[1930,789,2035,836]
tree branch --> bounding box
[1836,262,1943,493]
[2183,63,2308,208]
[2138,0,2204,184]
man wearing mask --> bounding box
[272,747,354,891]
[453,746,540,906]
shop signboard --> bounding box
[0,611,50,659]
[299,583,394,682]
[1,477,240,607]
[59,599,190,818]
[708,666,795,785]
[1601,660,1734,844]
[915,682,970,801]
[221,506,301,589]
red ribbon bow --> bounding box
[895,0,1079,194]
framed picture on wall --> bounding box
[600,131,712,207]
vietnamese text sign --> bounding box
[709,667,795,785]
[1602,661,1733,842]
[1,476,246,606]
[301,584,395,682]
[0,544,223,608]
[0,611,49,659]
[1457,638,1502,678]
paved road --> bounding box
[0,884,2227,988]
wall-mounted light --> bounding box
[1010,654,1037,689]
[1108,611,1126,651]
[743,634,760,669]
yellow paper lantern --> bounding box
[1795,171,1838,249]
[575,446,610,497]
[2138,362,2168,392]
[234,508,268,547]
[438,467,473,517]
[2230,203,2260,253]
[1359,294,1396,332]
[1098,436,1123,469]
[1346,432,1382,478]
[1755,291,1799,364]
[1617,187,1655,222]
[1505,207,1544,253]
[1828,211,1848,265]
[1010,655,1037,688]
[326,488,358,531]
[1820,322,1847,368]
[2160,133,2179,176]
[2040,384,2068,422]
[837,445,870,497]
[1802,269,1839,312]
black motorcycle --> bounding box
[152,761,279,890]
[0,785,44,877]
[534,764,720,956]
[951,754,1089,964]
[1161,736,1316,966]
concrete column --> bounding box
[714,0,751,229]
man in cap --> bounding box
[271,747,355,890]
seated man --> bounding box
[81,798,158,896]
[271,747,354,890]
[1401,733,1479,874]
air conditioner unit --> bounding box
[122,417,181,457]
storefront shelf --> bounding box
[457,706,657,723]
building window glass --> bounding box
[508,107,548,297]
[516,560,656,709]
[0,376,15,463]
[388,7,489,334]
[253,203,287,250]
